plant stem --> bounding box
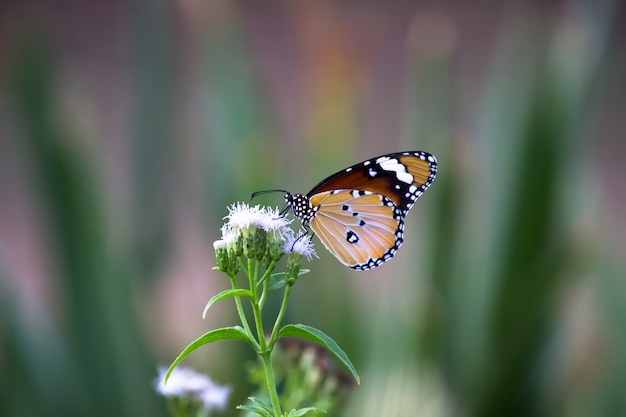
[261,351,282,417]
[257,260,277,290]
[247,259,282,416]
[269,284,292,348]
[258,261,277,309]
[254,283,294,417]
[228,274,258,350]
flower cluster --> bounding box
[155,366,231,416]
[161,201,357,417]
[214,202,316,280]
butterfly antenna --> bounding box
[250,189,290,200]
[250,189,292,219]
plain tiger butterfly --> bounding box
[253,151,437,270]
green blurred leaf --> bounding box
[237,396,274,417]
[247,396,274,411]
[277,324,359,385]
[287,407,326,416]
[237,405,273,417]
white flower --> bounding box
[225,202,290,232]
[218,223,236,244]
[225,202,264,229]
[213,239,227,250]
[257,206,292,232]
[199,383,231,411]
[155,366,230,412]
[285,233,318,261]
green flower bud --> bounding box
[267,229,286,263]
[214,240,229,272]
[285,252,303,286]
[242,226,267,260]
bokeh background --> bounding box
[1,1,625,416]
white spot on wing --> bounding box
[378,158,414,184]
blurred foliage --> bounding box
[0,1,625,417]
[244,338,357,416]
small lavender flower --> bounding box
[155,366,230,415]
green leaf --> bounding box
[165,326,250,383]
[202,288,252,318]
[277,324,360,385]
[288,407,327,416]
[237,405,273,417]
[268,272,287,290]
[268,269,310,291]
[237,397,275,417]
[246,396,274,413]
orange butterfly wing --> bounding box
[307,151,437,214]
[309,190,404,270]
[283,151,437,270]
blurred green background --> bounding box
[1,1,625,416]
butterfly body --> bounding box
[283,151,437,271]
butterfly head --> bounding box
[285,193,315,223]
[250,189,313,222]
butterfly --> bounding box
[253,151,437,270]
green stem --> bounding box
[251,287,267,350]
[238,257,248,276]
[228,273,259,351]
[258,260,277,309]
[257,260,277,290]
[248,258,255,293]
[261,351,282,417]
[268,284,292,349]
[247,259,282,416]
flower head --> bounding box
[223,203,264,259]
[257,206,292,232]
[155,366,231,413]
[225,202,264,230]
[218,202,295,262]
[219,223,236,245]
[224,202,291,233]
[284,233,317,285]
[285,233,317,261]
[212,239,227,250]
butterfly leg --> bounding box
[279,203,291,217]
[289,223,313,250]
